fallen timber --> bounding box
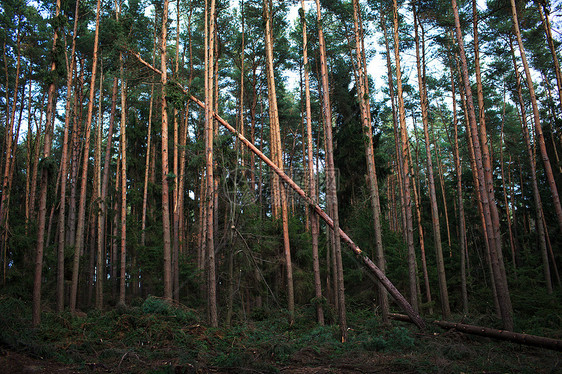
[390,313,562,351]
[127,49,426,330]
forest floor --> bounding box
[0,296,561,374]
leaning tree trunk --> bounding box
[510,38,552,294]
[510,0,562,236]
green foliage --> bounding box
[141,296,197,324]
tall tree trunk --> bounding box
[538,3,562,116]
[141,19,157,249]
[452,0,513,330]
[56,0,80,312]
[161,0,173,300]
[314,0,346,338]
[264,0,295,325]
[510,37,552,294]
[450,66,468,315]
[510,0,562,236]
[172,0,181,302]
[413,6,450,318]
[204,0,218,326]
[32,0,61,326]
[69,0,101,313]
[301,0,324,326]
[392,0,418,312]
[118,52,127,306]
[499,88,517,276]
[352,0,389,324]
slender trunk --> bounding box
[314,0,345,338]
[69,0,101,313]
[451,67,468,315]
[264,0,295,325]
[32,0,61,326]
[511,0,562,236]
[172,0,181,302]
[161,0,173,300]
[301,0,324,326]
[56,0,80,312]
[411,124,433,315]
[499,88,517,276]
[392,0,418,311]
[413,7,449,318]
[204,0,218,326]
[351,0,388,324]
[510,38,552,294]
[453,0,513,330]
[538,3,562,116]
[118,53,127,306]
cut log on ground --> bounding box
[389,313,562,351]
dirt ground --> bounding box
[0,346,417,373]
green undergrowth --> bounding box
[0,296,560,373]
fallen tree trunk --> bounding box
[126,49,425,330]
[389,313,562,351]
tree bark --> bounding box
[301,0,324,326]
[314,0,345,338]
[452,0,513,330]
[264,0,295,325]
[69,0,101,314]
[32,0,61,326]
[413,7,450,318]
[204,0,218,326]
[161,0,173,300]
[510,0,562,236]
[392,0,418,311]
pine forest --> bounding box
[0,0,561,372]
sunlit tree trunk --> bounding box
[172,0,181,302]
[69,0,101,314]
[301,0,324,326]
[538,3,562,115]
[392,0,418,311]
[56,0,80,312]
[510,38,552,294]
[510,0,562,236]
[453,0,513,330]
[161,0,173,300]
[413,6,449,318]
[118,50,127,306]
[352,0,388,324]
[264,0,295,324]
[315,0,346,338]
[32,0,61,326]
[94,67,104,309]
[205,0,218,326]
[450,67,468,315]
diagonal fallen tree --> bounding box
[127,49,426,330]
